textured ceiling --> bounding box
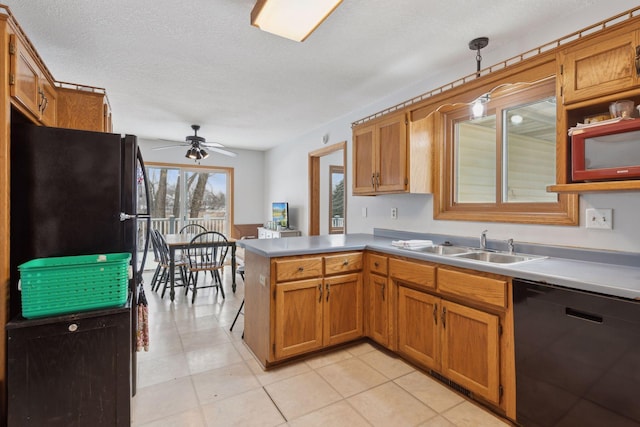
[3,0,634,150]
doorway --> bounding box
[309,141,346,236]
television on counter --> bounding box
[272,202,289,228]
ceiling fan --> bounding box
[153,124,238,160]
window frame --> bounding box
[435,78,578,225]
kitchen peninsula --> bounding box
[239,229,640,423]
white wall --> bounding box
[137,138,265,226]
[263,3,640,253]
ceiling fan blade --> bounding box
[152,144,186,151]
[201,141,224,148]
[207,147,238,157]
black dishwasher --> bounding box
[513,279,640,427]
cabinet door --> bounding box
[9,35,41,120]
[376,113,407,193]
[562,31,640,104]
[440,300,500,405]
[368,272,389,347]
[353,124,376,194]
[324,273,363,346]
[397,286,439,371]
[274,278,323,359]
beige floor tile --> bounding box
[316,357,388,397]
[441,401,510,427]
[232,339,255,361]
[344,341,377,356]
[133,408,206,427]
[180,326,233,352]
[288,400,371,427]
[137,351,191,389]
[304,347,354,369]
[132,376,199,425]
[417,415,458,427]
[394,371,465,413]
[247,358,312,386]
[348,382,437,427]
[185,341,243,375]
[265,371,342,420]
[201,387,285,427]
[359,348,415,379]
[137,330,184,361]
[192,361,262,405]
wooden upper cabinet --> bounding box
[561,30,640,104]
[56,86,112,132]
[9,34,56,126]
[353,112,407,195]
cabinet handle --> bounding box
[318,284,322,302]
[68,323,78,332]
[636,46,640,77]
[374,261,379,268]
[381,283,385,301]
[298,266,304,272]
[371,173,375,188]
[342,259,349,266]
[441,306,446,328]
[38,87,48,114]
[326,283,330,301]
[433,304,438,325]
[376,172,380,187]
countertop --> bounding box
[239,232,640,300]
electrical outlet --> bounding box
[391,207,398,219]
[585,208,613,229]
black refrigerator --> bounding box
[7,118,150,426]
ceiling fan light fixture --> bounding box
[199,148,209,159]
[251,0,343,42]
[186,147,198,159]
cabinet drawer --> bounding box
[275,257,322,282]
[437,269,507,309]
[324,252,363,275]
[389,258,435,289]
[367,254,388,276]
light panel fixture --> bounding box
[251,0,343,42]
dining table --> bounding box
[164,233,237,301]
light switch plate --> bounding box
[585,208,613,229]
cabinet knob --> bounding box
[374,261,379,267]
[68,323,78,332]
[298,266,304,272]
[342,260,349,266]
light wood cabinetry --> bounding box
[353,112,407,195]
[8,34,56,126]
[56,85,112,132]
[561,31,640,104]
[365,253,391,347]
[271,252,363,361]
[393,260,510,410]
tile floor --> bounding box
[132,267,512,426]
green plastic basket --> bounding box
[18,253,131,319]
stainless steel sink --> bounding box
[453,251,544,264]
[415,245,472,255]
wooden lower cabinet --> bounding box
[368,272,389,347]
[274,278,323,359]
[397,286,439,370]
[274,272,363,360]
[440,299,500,405]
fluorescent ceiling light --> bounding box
[251,0,343,42]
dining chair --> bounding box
[149,229,164,292]
[179,223,207,234]
[184,231,229,303]
[229,264,245,338]
[155,230,189,299]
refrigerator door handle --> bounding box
[120,212,151,222]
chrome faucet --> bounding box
[480,229,488,250]
[507,238,515,254]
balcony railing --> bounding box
[138,217,227,249]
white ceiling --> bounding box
[3,1,634,151]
